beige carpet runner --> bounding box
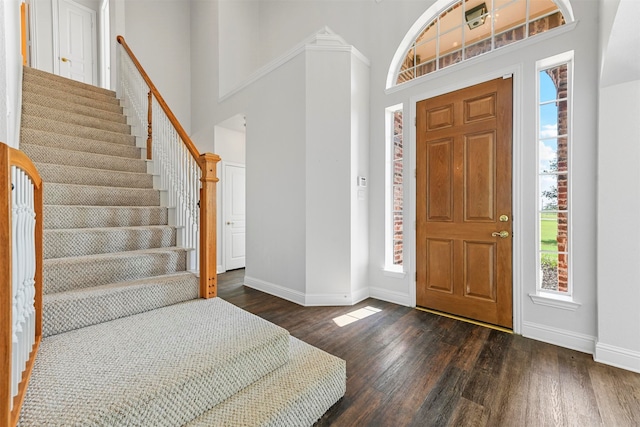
[17,66,345,426]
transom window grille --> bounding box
[396,0,565,85]
[385,106,404,270]
[537,52,572,294]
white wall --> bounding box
[218,0,259,97]
[1,0,22,149]
[123,0,191,132]
[596,0,640,372]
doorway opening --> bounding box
[214,114,247,273]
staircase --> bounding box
[16,67,345,426]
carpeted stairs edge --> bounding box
[44,225,176,259]
[23,79,124,114]
[187,337,346,427]
[23,90,126,124]
[23,102,131,134]
[22,143,147,173]
[24,66,115,97]
[21,128,141,159]
[22,115,135,145]
[36,162,153,189]
[43,205,169,229]
[44,182,159,206]
[24,71,119,104]
[43,247,189,294]
[43,272,199,337]
[18,299,291,427]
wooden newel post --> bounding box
[198,153,221,299]
[146,91,152,160]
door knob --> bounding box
[491,231,509,238]
[226,222,233,225]
[61,57,71,63]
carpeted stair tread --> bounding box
[20,128,141,159]
[23,79,123,114]
[23,102,131,134]
[23,90,126,124]
[44,247,188,294]
[43,205,168,229]
[44,182,159,206]
[36,162,153,189]
[25,66,116,97]
[22,144,146,173]
[24,71,119,105]
[44,225,176,259]
[187,337,346,427]
[22,115,135,146]
[42,272,199,337]
[18,298,291,427]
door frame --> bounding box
[409,63,524,334]
[221,160,246,272]
[52,0,98,84]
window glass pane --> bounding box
[439,2,463,35]
[529,11,564,36]
[400,47,415,72]
[539,102,558,137]
[396,69,414,85]
[493,0,526,33]
[415,37,436,66]
[494,24,525,49]
[465,39,492,59]
[529,0,559,19]
[539,173,568,211]
[439,49,462,69]
[539,70,557,102]
[539,211,569,250]
[540,252,559,291]
[539,138,568,173]
[416,21,437,45]
[439,25,464,59]
[416,60,437,77]
[463,9,491,49]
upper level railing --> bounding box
[116,35,220,299]
[1,142,43,427]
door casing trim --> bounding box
[408,63,524,334]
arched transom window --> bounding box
[395,0,566,85]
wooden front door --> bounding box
[416,77,513,328]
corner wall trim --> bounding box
[305,287,369,306]
[595,342,640,374]
[244,276,306,306]
[369,287,411,307]
[522,321,596,354]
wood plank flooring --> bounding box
[218,269,640,426]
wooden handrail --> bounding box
[117,35,220,299]
[116,35,201,162]
[1,142,43,427]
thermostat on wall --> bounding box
[357,176,367,187]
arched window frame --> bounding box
[386,0,575,90]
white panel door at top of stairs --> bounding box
[56,0,97,85]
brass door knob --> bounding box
[61,57,70,63]
[491,231,509,238]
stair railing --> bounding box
[116,36,219,299]
[1,142,43,426]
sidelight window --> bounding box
[537,52,572,295]
[385,105,404,271]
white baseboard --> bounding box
[244,276,306,306]
[595,342,640,373]
[522,321,596,354]
[304,287,369,306]
[369,287,411,307]
[217,265,224,274]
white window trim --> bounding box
[534,50,576,304]
[384,104,405,274]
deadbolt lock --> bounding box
[499,215,509,222]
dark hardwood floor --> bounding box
[218,269,640,426]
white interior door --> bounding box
[224,163,246,270]
[56,0,96,84]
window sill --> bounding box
[382,268,406,279]
[528,292,581,311]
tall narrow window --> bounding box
[385,105,404,271]
[537,52,572,294]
